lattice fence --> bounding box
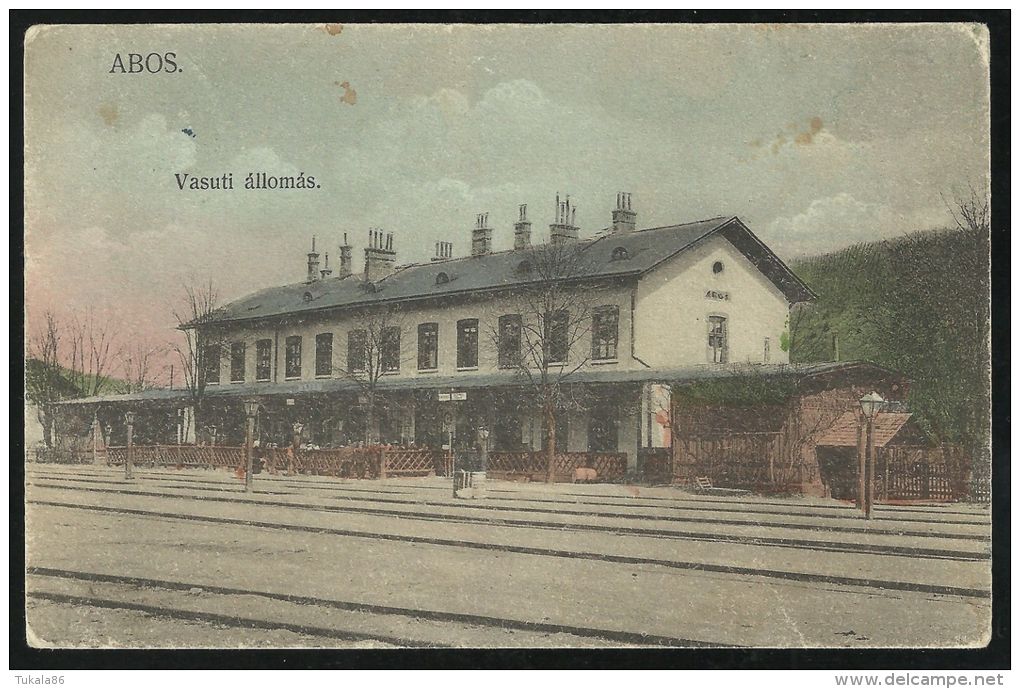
[487,451,627,482]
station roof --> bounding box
[197,216,815,326]
[815,410,917,448]
[55,361,894,407]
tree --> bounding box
[26,311,71,448]
[26,309,121,448]
[66,307,119,398]
[119,340,166,393]
[331,305,411,444]
[172,280,226,441]
[485,241,600,482]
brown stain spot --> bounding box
[338,81,357,105]
[322,23,343,36]
[98,102,118,126]
[795,116,824,146]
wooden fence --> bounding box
[487,451,628,482]
[104,445,454,479]
[879,446,982,502]
[32,447,98,464]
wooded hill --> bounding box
[788,225,991,457]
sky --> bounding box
[24,22,990,381]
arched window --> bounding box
[611,246,630,261]
[302,291,313,303]
[435,272,450,285]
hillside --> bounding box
[788,225,991,456]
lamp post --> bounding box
[104,424,113,466]
[124,411,135,480]
[291,422,304,475]
[91,412,100,465]
[243,399,259,493]
[858,391,884,519]
[477,426,490,473]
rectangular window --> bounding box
[708,316,728,363]
[230,342,246,382]
[285,335,302,379]
[545,310,569,364]
[498,314,522,368]
[255,339,272,381]
[591,306,619,361]
[348,329,367,373]
[418,323,439,371]
[764,336,771,364]
[203,344,221,384]
[314,333,333,377]
[381,326,400,373]
[457,318,479,369]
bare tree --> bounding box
[942,183,990,235]
[120,340,167,393]
[66,307,120,398]
[485,242,601,482]
[171,280,226,440]
[26,311,70,448]
[331,305,411,444]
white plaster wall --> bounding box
[634,235,791,368]
[204,284,635,385]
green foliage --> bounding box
[789,225,990,455]
[779,330,790,353]
[673,367,799,408]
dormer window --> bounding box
[302,292,313,302]
[435,272,450,285]
[611,246,630,261]
[516,260,533,275]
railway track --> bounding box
[29,498,991,599]
[27,567,723,648]
[27,477,991,563]
[27,473,991,543]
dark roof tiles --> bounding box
[203,216,812,325]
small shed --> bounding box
[815,411,968,502]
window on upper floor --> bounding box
[498,314,522,369]
[315,333,333,377]
[708,315,728,364]
[230,342,246,382]
[544,310,569,365]
[591,306,619,361]
[417,323,439,371]
[348,329,367,373]
[203,343,221,384]
[457,318,479,369]
[285,336,302,379]
[381,326,400,373]
[255,339,272,381]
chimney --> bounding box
[337,232,353,278]
[306,236,320,282]
[364,228,396,281]
[432,241,454,262]
[514,204,532,250]
[471,212,493,256]
[320,252,332,279]
[612,192,636,234]
[549,193,579,244]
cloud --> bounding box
[762,193,950,258]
